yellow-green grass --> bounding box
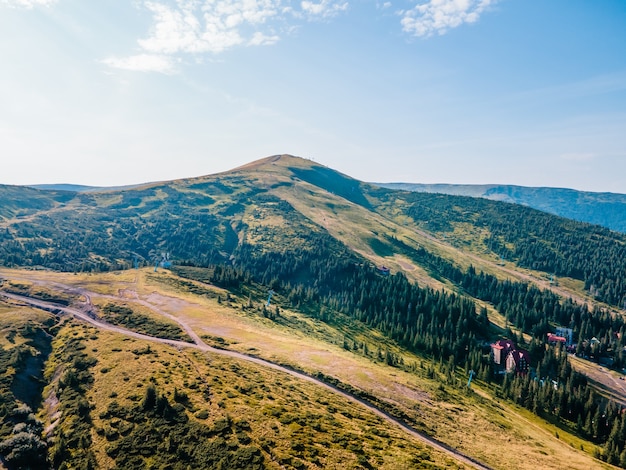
[2,268,615,469]
[44,321,468,470]
[272,176,582,311]
[88,297,191,341]
[273,173,610,314]
[0,267,137,297]
[137,271,620,469]
[0,298,51,350]
[433,381,615,470]
[274,184,467,296]
[569,355,626,405]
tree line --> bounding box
[386,234,626,369]
[374,188,626,308]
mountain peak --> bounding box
[231,154,317,173]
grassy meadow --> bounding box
[0,267,616,469]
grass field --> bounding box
[0,267,617,469]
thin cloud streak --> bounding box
[0,0,56,7]
[401,0,497,38]
[101,54,177,74]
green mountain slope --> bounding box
[1,153,625,309]
[0,285,470,470]
[377,182,626,233]
[2,154,626,468]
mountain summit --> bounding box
[1,154,625,308]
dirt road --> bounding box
[0,289,491,470]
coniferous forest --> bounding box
[375,189,626,308]
[179,234,626,466]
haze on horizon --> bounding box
[1,0,625,193]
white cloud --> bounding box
[101,54,177,74]
[137,0,248,55]
[248,31,280,47]
[0,0,56,7]
[300,0,348,19]
[103,0,349,73]
[401,0,496,38]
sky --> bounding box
[1,0,625,193]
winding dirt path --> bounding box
[0,289,491,470]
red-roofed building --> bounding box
[491,339,516,366]
[506,349,531,375]
[547,333,567,344]
[491,339,531,375]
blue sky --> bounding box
[1,0,625,192]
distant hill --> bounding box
[376,183,626,233]
[28,183,102,192]
[29,183,146,192]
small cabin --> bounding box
[377,265,390,276]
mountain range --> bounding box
[375,183,626,233]
[29,172,626,234]
[3,154,625,307]
[1,154,626,469]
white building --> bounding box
[555,327,574,346]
